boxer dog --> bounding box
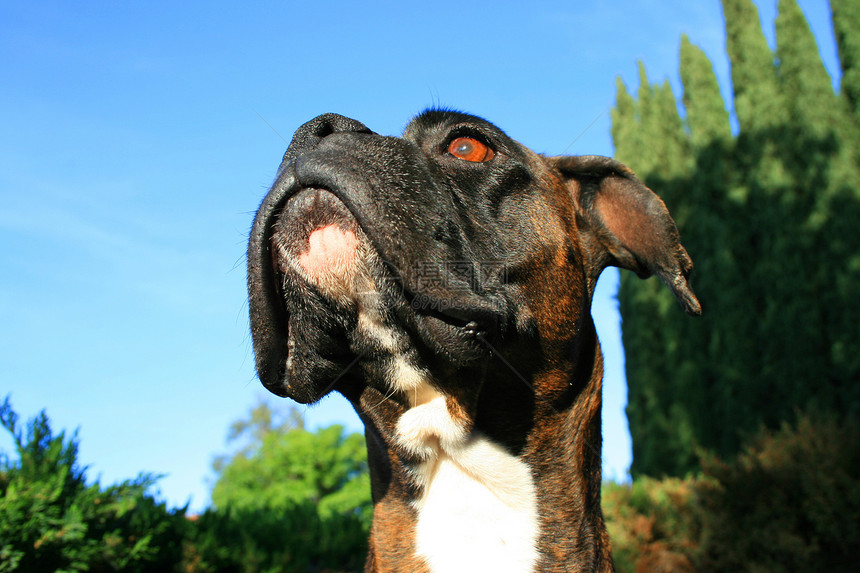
[247,110,701,572]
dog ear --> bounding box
[550,155,702,316]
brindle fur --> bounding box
[247,110,701,572]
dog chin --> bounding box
[281,320,353,403]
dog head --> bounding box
[247,110,700,405]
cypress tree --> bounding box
[776,0,840,135]
[778,0,860,416]
[677,36,748,462]
[831,0,860,124]
[721,0,785,132]
[654,79,690,182]
[680,35,732,148]
[615,1,860,477]
[610,78,640,169]
[614,64,699,477]
[634,63,660,178]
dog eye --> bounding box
[448,137,495,163]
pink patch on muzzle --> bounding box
[299,224,359,278]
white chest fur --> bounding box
[396,393,540,573]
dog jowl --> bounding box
[247,110,701,573]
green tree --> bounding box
[184,400,372,572]
[832,0,860,124]
[614,0,860,477]
[612,61,703,476]
[210,397,305,475]
[0,396,187,572]
[777,0,840,133]
[679,35,732,148]
[210,399,370,521]
[722,0,786,132]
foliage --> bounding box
[696,414,860,572]
[12,393,851,572]
[184,399,372,572]
[0,397,373,572]
[181,504,368,573]
[211,397,305,475]
[612,0,860,477]
[0,396,188,572]
[603,477,700,573]
[832,0,860,123]
[210,400,372,523]
[604,415,860,572]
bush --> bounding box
[696,414,860,572]
[0,397,373,572]
[6,396,856,572]
[604,414,860,572]
[181,503,368,573]
[603,477,700,573]
[0,396,188,572]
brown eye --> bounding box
[448,137,495,162]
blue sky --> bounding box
[1,1,839,511]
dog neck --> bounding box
[344,316,613,573]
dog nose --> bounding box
[281,113,374,165]
[301,113,373,139]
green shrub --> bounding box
[603,476,700,572]
[604,414,860,572]
[696,414,860,572]
[0,396,188,572]
[0,397,373,573]
[181,503,368,573]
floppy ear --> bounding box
[550,155,702,316]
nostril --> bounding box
[312,122,335,139]
[308,113,373,138]
[280,114,374,169]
